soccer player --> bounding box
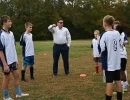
[100,15,122,100]
[20,22,35,82]
[91,30,102,74]
[116,25,128,92]
[113,21,129,45]
[113,21,129,90]
[0,15,29,100]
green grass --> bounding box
[16,41,53,55]
[0,40,130,100]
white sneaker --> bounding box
[16,93,29,98]
[3,97,14,100]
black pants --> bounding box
[53,44,69,75]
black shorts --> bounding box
[93,57,101,63]
[121,58,127,71]
[105,70,120,83]
[1,62,18,75]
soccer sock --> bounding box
[15,86,22,95]
[21,70,25,80]
[30,67,34,78]
[117,92,122,100]
[126,81,129,86]
[95,65,99,73]
[3,90,9,99]
[123,81,128,89]
[121,81,123,87]
[106,94,112,100]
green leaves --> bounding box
[0,0,129,40]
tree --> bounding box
[0,0,129,40]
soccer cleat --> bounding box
[16,93,29,98]
[3,97,14,100]
[123,88,128,92]
[53,75,57,77]
[21,79,27,82]
[93,72,98,75]
[65,73,69,75]
[122,82,128,92]
[30,77,35,80]
[53,74,57,77]
[112,91,124,95]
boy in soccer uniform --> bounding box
[100,15,122,100]
[113,21,129,45]
[113,21,129,89]
[91,30,102,74]
[116,25,128,92]
[0,15,29,100]
[20,22,34,82]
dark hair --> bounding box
[57,19,63,22]
[0,15,11,25]
[116,25,124,34]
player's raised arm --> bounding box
[48,24,56,33]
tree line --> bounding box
[0,0,130,41]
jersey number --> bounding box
[113,39,117,51]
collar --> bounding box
[106,29,114,31]
[1,29,10,33]
[25,32,31,34]
[57,26,63,30]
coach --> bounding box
[48,19,71,76]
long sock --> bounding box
[30,67,34,78]
[21,70,25,80]
[106,94,112,100]
[95,65,99,73]
[117,92,122,100]
[15,86,22,95]
[3,90,9,99]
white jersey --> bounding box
[100,30,121,71]
[48,25,71,46]
[120,32,127,59]
[20,32,34,57]
[91,38,100,57]
[0,29,18,65]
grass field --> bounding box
[0,40,130,100]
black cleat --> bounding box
[30,77,35,80]
[21,79,27,82]
[53,74,57,77]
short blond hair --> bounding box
[25,22,33,27]
[103,15,115,26]
[94,30,100,34]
